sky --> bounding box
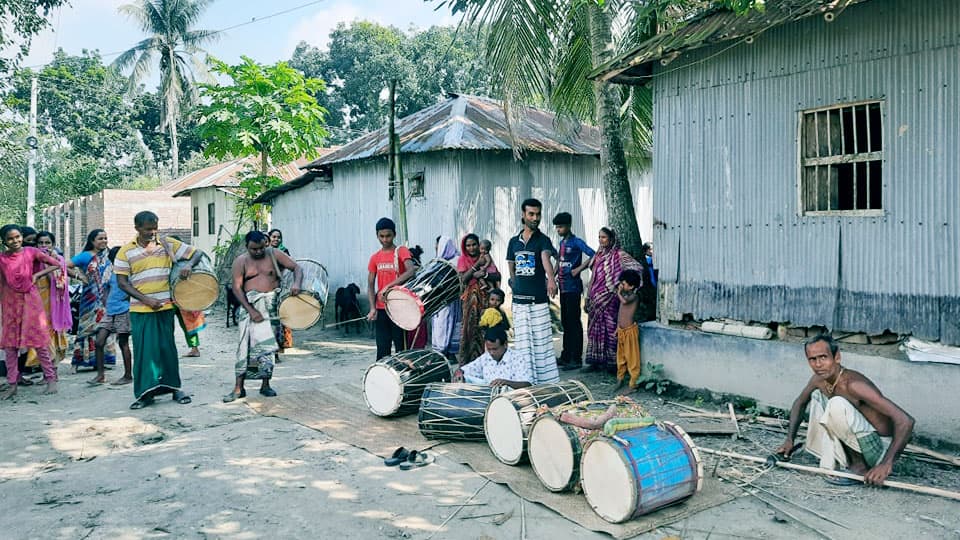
[20,0,457,76]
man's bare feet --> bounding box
[617,384,638,396]
[111,376,133,385]
[44,381,58,394]
[0,385,17,400]
[88,375,106,385]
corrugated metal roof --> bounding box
[592,0,873,84]
[165,156,317,197]
[303,94,601,168]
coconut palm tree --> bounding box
[432,0,757,258]
[114,0,218,178]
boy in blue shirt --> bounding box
[553,212,595,371]
[93,247,133,385]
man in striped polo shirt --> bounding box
[115,211,203,410]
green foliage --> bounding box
[0,0,69,71]
[197,56,328,166]
[289,22,491,142]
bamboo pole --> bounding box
[699,447,960,501]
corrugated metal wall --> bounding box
[271,150,652,297]
[651,0,960,343]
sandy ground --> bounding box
[1,312,958,540]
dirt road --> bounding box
[1,312,958,539]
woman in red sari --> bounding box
[457,234,500,365]
[584,227,643,372]
[0,224,62,399]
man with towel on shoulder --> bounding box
[223,231,302,402]
[453,327,532,390]
[776,334,914,485]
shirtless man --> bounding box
[776,334,914,485]
[224,231,302,402]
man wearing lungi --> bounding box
[776,334,915,485]
[115,211,203,410]
[223,231,302,402]
[506,198,559,384]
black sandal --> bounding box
[130,396,154,410]
[173,391,192,404]
[384,447,410,467]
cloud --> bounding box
[284,3,369,56]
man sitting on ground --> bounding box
[776,334,914,485]
[453,327,532,390]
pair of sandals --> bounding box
[130,390,192,410]
[384,447,435,470]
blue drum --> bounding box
[580,421,703,523]
[418,383,496,441]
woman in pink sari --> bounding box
[584,227,643,372]
[31,231,72,364]
[0,224,62,399]
[457,234,500,365]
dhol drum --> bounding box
[170,253,219,311]
[528,398,649,492]
[484,380,593,465]
[418,383,499,441]
[362,349,451,417]
[278,258,329,330]
[580,422,703,523]
[384,259,460,331]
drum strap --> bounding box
[159,237,177,265]
[267,247,283,281]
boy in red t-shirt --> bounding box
[366,217,418,359]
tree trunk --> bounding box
[588,2,644,259]
[170,118,180,178]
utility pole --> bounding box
[387,80,408,243]
[26,76,38,228]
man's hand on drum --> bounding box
[452,368,464,383]
[490,379,511,388]
[178,266,192,279]
[248,308,265,323]
[290,286,301,296]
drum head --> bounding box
[529,417,575,491]
[173,273,219,311]
[581,439,635,523]
[484,397,524,464]
[363,364,403,416]
[279,293,322,330]
[384,288,423,331]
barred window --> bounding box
[192,206,199,237]
[207,202,216,235]
[801,101,883,214]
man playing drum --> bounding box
[453,327,532,390]
[224,231,302,402]
[367,217,418,360]
[115,211,204,410]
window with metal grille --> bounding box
[800,101,883,214]
[207,203,215,235]
[409,171,425,198]
[192,206,199,237]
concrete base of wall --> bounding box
[641,322,960,444]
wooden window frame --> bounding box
[192,206,199,237]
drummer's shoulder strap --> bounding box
[158,236,177,264]
[267,247,283,279]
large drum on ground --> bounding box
[384,259,460,331]
[362,349,451,417]
[278,259,329,330]
[418,383,498,441]
[170,253,219,311]
[581,422,703,523]
[484,380,592,465]
[528,398,649,492]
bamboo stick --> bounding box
[699,447,960,501]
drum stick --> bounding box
[698,447,960,501]
[325,316,368,328]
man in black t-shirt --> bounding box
[506,198,559,384]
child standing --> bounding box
[92,247,133,385]
[478,288,511,333]
[0,224,62,399]
[615,269,643,394]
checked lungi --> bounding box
[236,290,280,380]
[512,302,558,384]
[804,389,891,470]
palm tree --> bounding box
[114,0,217,178]
[431,0,756,258]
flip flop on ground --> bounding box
[130,396,155,410]
[173,391,192,404]
[222,389,247,403]
[400,451,434,470]
[384,447,410,467]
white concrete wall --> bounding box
[188,188,239,256]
